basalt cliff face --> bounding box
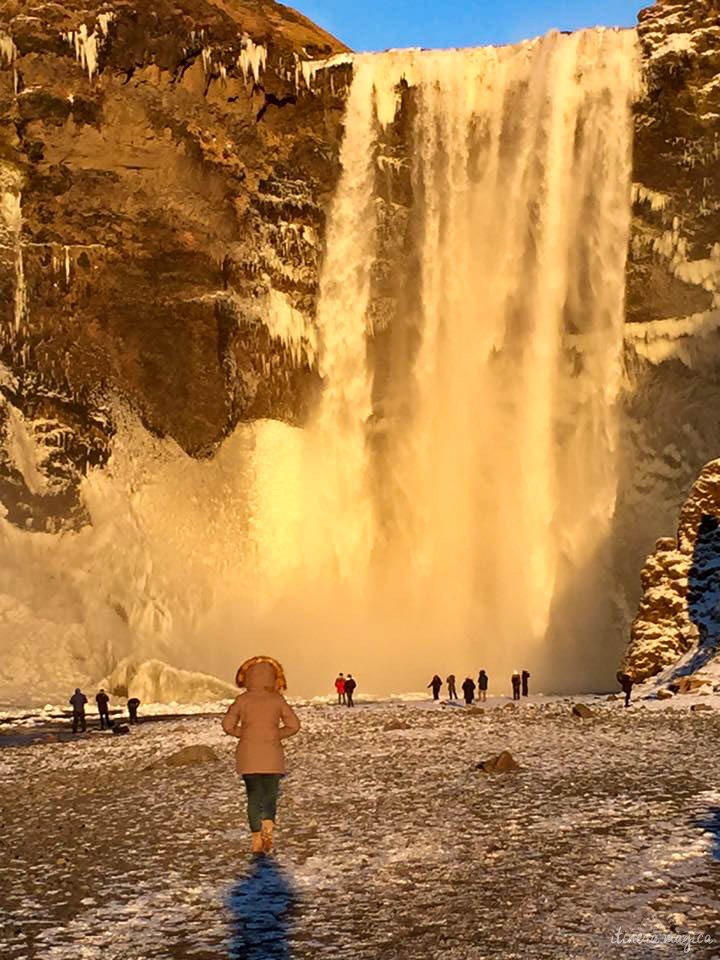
[0,0,349,529]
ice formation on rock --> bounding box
[102,657,237,704]
[64,15,114,81]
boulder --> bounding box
[572,703,594,719]
[690,703,713,713]
[164,744,219,767]
[656,688,674,700]
[477,751,519,773]
[466,706,485,716]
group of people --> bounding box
[68,688,141,732]
[428,669,530,704]
[333,673,358,707]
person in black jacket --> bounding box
[616,671,634,708]
[345,674,357,707]
[511,672,521,701]
[521,670,530,698]
[95,689,111,729]
[446,674,458,700]
[127,697,141,724]
[478,670,488,702]
[428,675,442,700]
[461,677,476,705]
[69,688,87,733]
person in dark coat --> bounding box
[446,674,458,700]
[521,670,530,698]
[345,674,357,707]
[616,671,634,708]
[428,675,442,700]
[69,688,87,733]
[461,677,476,705]
[511,671,521,701]
[95,689,111,729]
[127,697,141,724]
[478,670,488,702]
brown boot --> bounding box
[250,832,264,855]
[260,819,274,853]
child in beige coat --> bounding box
[222,656,301,854]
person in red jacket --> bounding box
[334,673,346,705]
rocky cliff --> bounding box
[623,458,720,685]
[618,0,720,686]
[0,0,349,530]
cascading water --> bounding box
[0,30,640,702]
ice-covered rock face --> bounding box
[0,0,349,532]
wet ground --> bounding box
[1,697,719,959]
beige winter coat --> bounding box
[222,661,301,774]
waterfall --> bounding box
[303,29,640,684]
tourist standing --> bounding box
[222,656,301,855]
[617,671,634,708]
[428,675,442,700]
[511,671,521,701]
[521,670,530,698]
[462,676,476,705]
[96,689,111,729]
[345,674,357,707]
[478,670,488,702]
[127,697,141,724]
[334,673,346,705]
[447,674,458,700]
[69,688,87,733]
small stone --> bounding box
[477,750,519,773]
[690,703,713,712]
[656,688,674,700]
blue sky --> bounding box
[298,0,641,52]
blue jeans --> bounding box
[242,775,282,832]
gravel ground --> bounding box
[1,697,719,960]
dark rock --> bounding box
[111,724,130,735]
[0,0,348,530]
[477,751,519,773]
[572,704,594,719]
[690,703,713,712]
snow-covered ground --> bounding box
[2,695,719,959]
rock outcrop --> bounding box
[0,0,349,530]
[624,459,720,680]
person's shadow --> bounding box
[695,808,720,862]
[226,857,297,959]
[672,514,720,679]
